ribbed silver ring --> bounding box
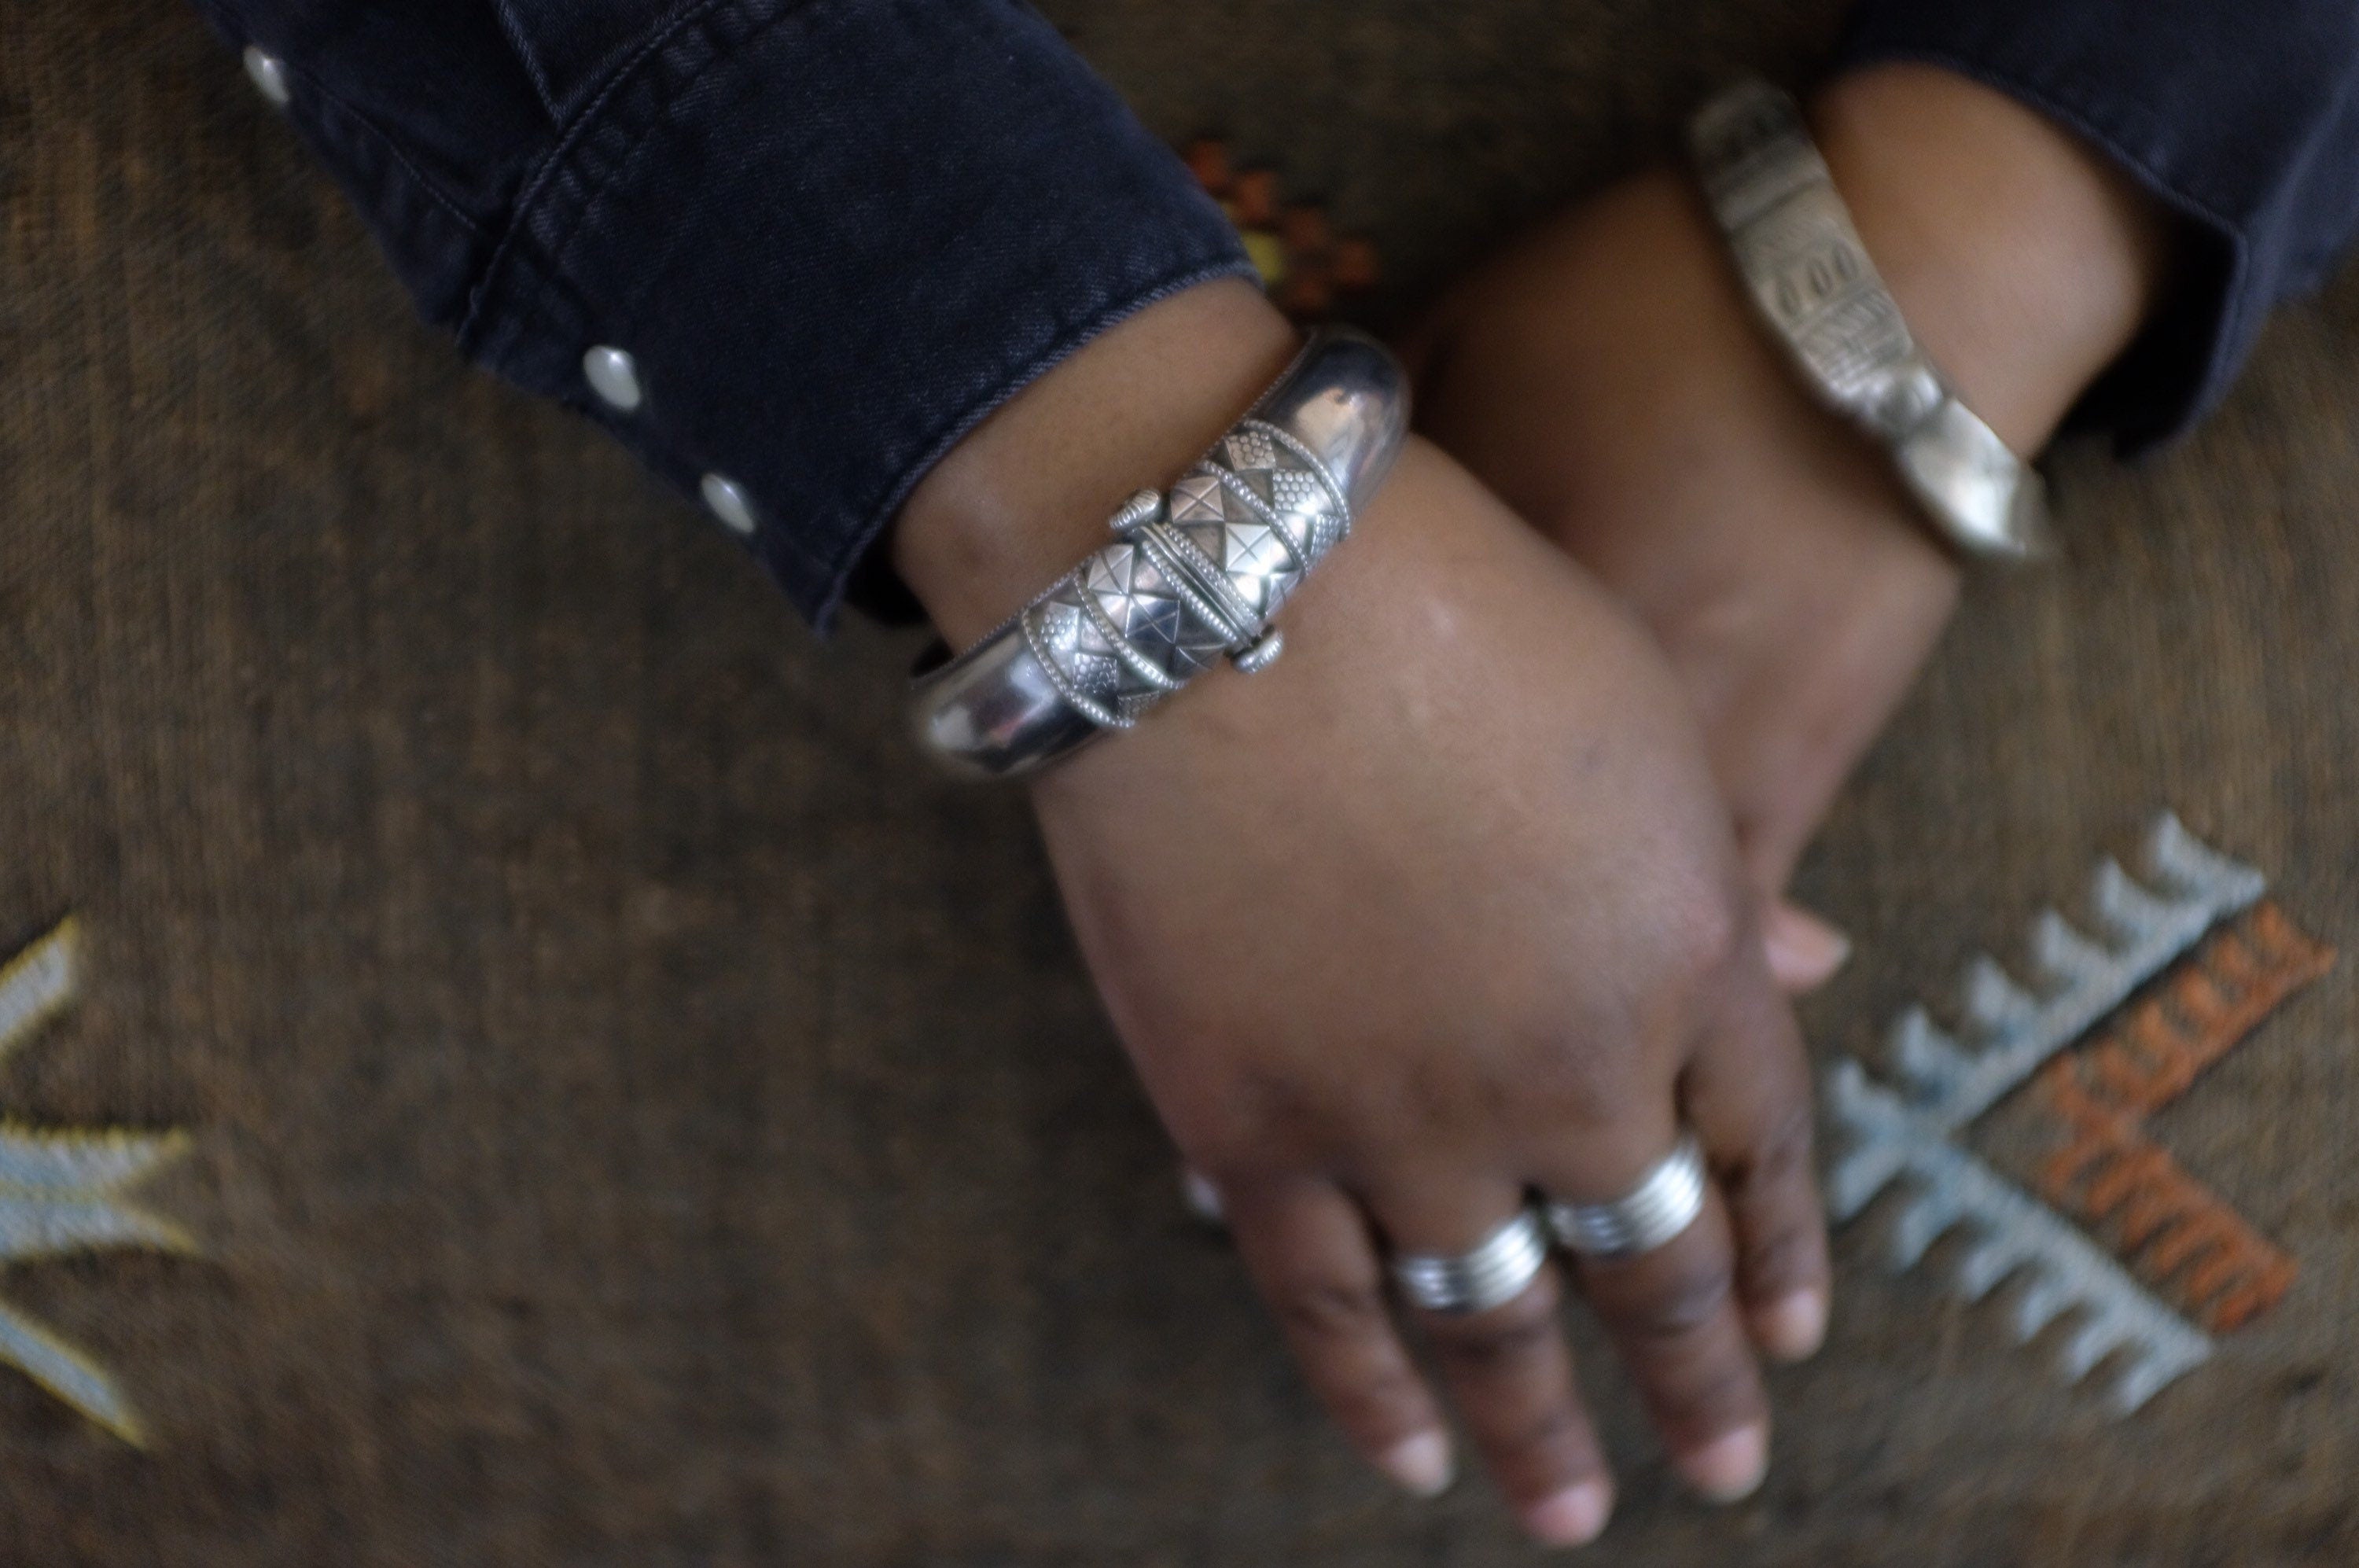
[1544,1134,1709,1260]
[1389,1208,1551,1316]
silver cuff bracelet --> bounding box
[1689,79,2055,564]
[911,326,1410,779]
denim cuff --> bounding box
[452,0,1253,628]
[1841,0,2359,453]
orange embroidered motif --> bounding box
[2035,902,2328,1333]
[1824,814,2265,1414]
[1184,138,1381,322]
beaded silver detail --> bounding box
[912,328,1408,778]
[1013,417,1349,721]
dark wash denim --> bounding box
[1842,0,2359,451]
[188,0,2359,628]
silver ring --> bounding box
[1544,1134,1709,1260]
[1389,1208,1551,1316]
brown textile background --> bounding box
[2,2,2357,1562]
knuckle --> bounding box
[1162,1068,1331,1177]
[1176,1114,1295,1187]
[1665,881,1748,986]
[1728,1102,1817,1196]
[1739,1217,1820,1291]
[1183,1136,1260,1187]
[1720,1110,1827,1291]
[1161,1102,1249,1176]
[1332,1364,1430,1428]
[1275,1279,1392,1345]
[1670,1353,1762,1430]
[1734,1186,1827,1283]
[1511,1400,1594,1463]
[1520,1039,1635,1128]
[1432,1286,1561,1371]
[1615,1256,1735,1346]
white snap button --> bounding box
[582,346,643,412]
[243,46,291,108]
[700,473,758,536]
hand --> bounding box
[1408,66,2173,988]
[896,282,1831,1544]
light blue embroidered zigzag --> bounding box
[1824,815,2264,1415]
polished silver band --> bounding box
[1544,1135,1709,1261]
[1689,80,2054,564]
[911,327,1410,779]
[1390,1207,1552,1316]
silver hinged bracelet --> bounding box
[911,327,1410,778]
[1689,79,2055,564]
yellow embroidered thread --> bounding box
[0,918,192,1445]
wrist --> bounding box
[1809,64,2176,456]
[892,280,1302,648]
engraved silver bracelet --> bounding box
[911,326,1409,779]
[1690,79,2055,563]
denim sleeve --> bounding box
[190,0,1255,628]
[1842,0,2359,450]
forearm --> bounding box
[1430,63,2174,532]
[892,282,1300,648]
[1842,0,2359,447]
[1409,64,2176,895]
[1810,64,2174,458]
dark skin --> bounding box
[900,280,1812,1541]
[893,64,2170,1549]
[1412,65,2173,922]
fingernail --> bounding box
[1376,1430,1455,1498]
[1763,904,1853,993]
[1522,1478,1613,1548]
[1756,1288,1829,1362]
[1682,1422,1769,1504]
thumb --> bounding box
[1761,900,1852,994]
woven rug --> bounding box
[2,1,2354,1562]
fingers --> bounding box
[1534,1110,1772,1505]
[1225,1176,1614,1547]
[1761,899,1852,994]
[1220,1180,1456,1499]
[1568,1189,1772,1503]
[1368,1180,1613,1548]
[1687,948,1835,1364]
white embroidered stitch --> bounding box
[0,918,191,1444]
